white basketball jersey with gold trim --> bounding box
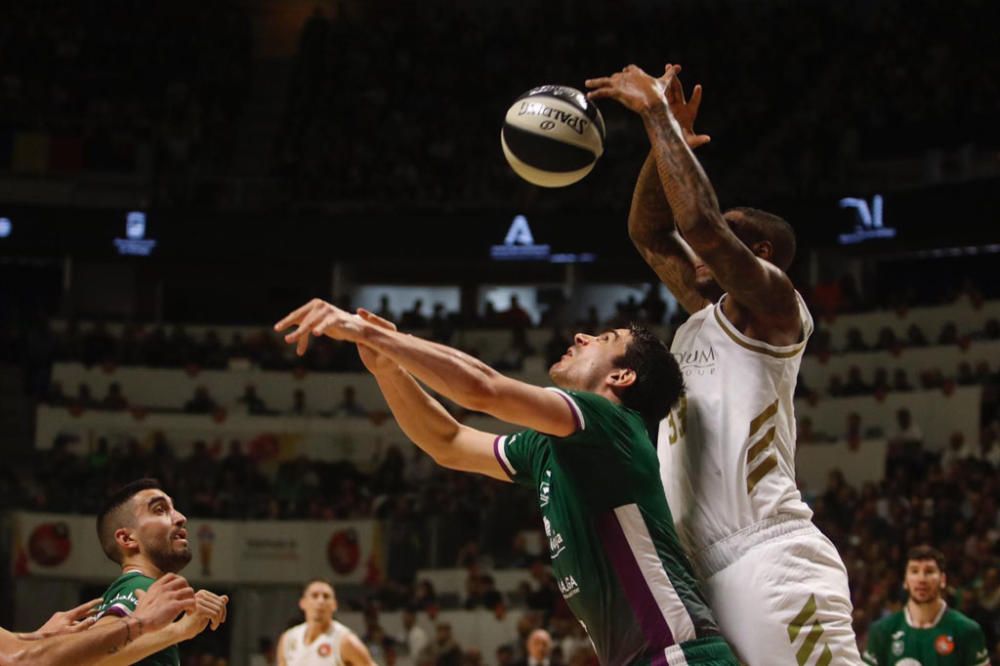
[659,291,814,558]
[282,621,350,666]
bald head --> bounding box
[527,629,552,660]
[724,207,796,271]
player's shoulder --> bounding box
[868,610,904,635]
[106,571,154,594]
[552,387,638,425]
[943,608,985,635]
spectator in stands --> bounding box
[843,366,872,396]
[846,412,863,450]
[200,330,227,369]
[184,386,218,414]
[100,382,129,411]
[827,374,844,397]
[938,322,960,345]
[430,303,454,343]
[875,327,899,351]
[906,324,929,347]
[74,382,96,409]
[845,327,869,352]
[375,295,396,323]
[411,580,438,612]
[400,607,428,661]
[237,384,268,414]
[640,283,667,324]
[887,409,925,479]
[291,388,309,415]
[401,300,428,329]
[515,629,553,666]
[941,433,974,469]
[872,368,891,395]
[420,623,462,666]
[499,295,533,329]
[496,645,516,666]
[495,328,535,372]
[333,386,368,418]
[893,369,914,392]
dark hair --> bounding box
[906,545,946,573]
[726,207,797,271]
[96,478,162,564]
[302,578,335,596]
[614,324,684,423]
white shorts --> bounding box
[695,518,862,666]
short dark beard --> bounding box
[147,538,192,574]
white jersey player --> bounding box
[587,63,861,664]
[278,579,375,666]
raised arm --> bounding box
[629,151,709,315]
[627,72,712,315]
[276,303,578,438]
[589,65,798,323]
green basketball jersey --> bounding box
[95,571,180,666]
[863,604,989,666]
[495,388,735,666]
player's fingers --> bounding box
[70,598,103,618]
[285,306,326,344]
[689,84,703,115]
[693,134,711,147]
[586,88,619,102]
[274,301,317,332]
[584,76,613,89]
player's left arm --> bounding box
[587,65,799,324]
[276,302,578,437]
[962,622,990,666]
[340,631,377,666]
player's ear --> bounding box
[115,527,135,553]
[607,368,636,388]
[751,240,773,262]
[940,572,947,590]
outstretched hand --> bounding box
[586,64,710,149]
[275,299,366,356]
[33,597,103,638]
[585,63,674,114]
[665,68,711,149]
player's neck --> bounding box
[305,618,333,642]
[907,597,946,627]
[121,556,164,580]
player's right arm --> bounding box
[627,73,712,315]
[353,309,509,480]
[0,574,196,666]
[92,587,228,666]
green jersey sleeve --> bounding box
[548,388,634,446]
[497,430,546,487]
[862,619,885,665]
[960,620,989,666]
[95,572,154,619]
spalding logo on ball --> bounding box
[502,85,606,188]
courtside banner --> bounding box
[12,512,379,584]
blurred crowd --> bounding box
[6,1,991,209]
[0,0,250,201]
[275,0,999,207]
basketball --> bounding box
[501,85,606,188]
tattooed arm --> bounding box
[628,151,709,315]
[588,65,798,331]
[627,71,713,315]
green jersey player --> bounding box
[864,546,989,666]
[277,301,739,665]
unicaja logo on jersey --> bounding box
[539,470,551,507]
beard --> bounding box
[147,536,193,574]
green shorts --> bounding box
[634,636,740,666]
